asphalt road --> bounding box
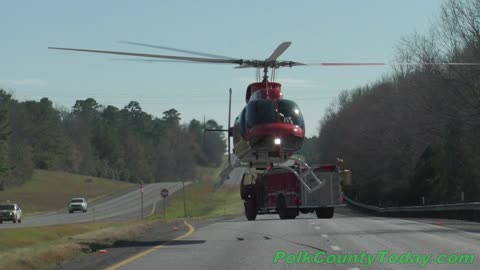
[0,182,189,228]
[110,207,480,270]
[222,166,247,187]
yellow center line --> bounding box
[104,220,195,270]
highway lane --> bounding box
[0,182,190,228]
[222,166,247,187]
[114,208,480,270]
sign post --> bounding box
[161,188,169,220]
[140,181,144,219]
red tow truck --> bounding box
[240,159,350,220]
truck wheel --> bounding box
[244,199,257,221]
[315,207,334,219]
[277,196,289,220]
[18,218,21,223]
[286,209,299,219]
[13,217,17,224]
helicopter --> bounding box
[49,42,480,220]
[48,41,480,174]
[48,42,384,170]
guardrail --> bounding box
[343,195,480,222]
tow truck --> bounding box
[240,158,351,220]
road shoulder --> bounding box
[52,215,239,270]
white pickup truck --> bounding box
[68,198,88,213]
[0,203,22,224]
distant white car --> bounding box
[0,203,22,223]
[69,198,87,213]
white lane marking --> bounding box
[321,234,328,238]
[330,245,341,251]
[349,268,360,270]
[314,226,321,230]
[311,222,316,225]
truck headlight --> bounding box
[274,138,281,145]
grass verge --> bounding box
[0,170,135,214]
[161,162,244,219]
[0,220,157,270]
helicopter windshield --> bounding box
[277,100,305,130]
[246,99,304,130]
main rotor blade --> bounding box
[119,41,237,59]
[266,42,292,61]
[306,62,480,66]
[48,47,244,64]
[111,58,234,65]
[394,62,480,66]
[306,62,385,66]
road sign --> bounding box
[161,188,169,198]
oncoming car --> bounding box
[68,198,88,213]
[0,203,22,224]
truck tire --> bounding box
[277,196,289,220]
[13,217,17,223]
[244,199,257,221]
[286,209,299,219]
[277,196,298,219]
[18,218,21,223]
[315,207,334,219]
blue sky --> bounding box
[1,0,443,136]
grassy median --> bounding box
[0,170,135,214]
[162,163,244,219]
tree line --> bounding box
[316,0,480,205]
[0,94,226,190]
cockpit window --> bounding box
[277,100,305,130]
[246,100,276,128]
[246,99,304,130]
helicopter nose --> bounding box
[248,123,304,152]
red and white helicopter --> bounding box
[48,42,384,169]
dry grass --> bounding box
[0,220,157,270]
